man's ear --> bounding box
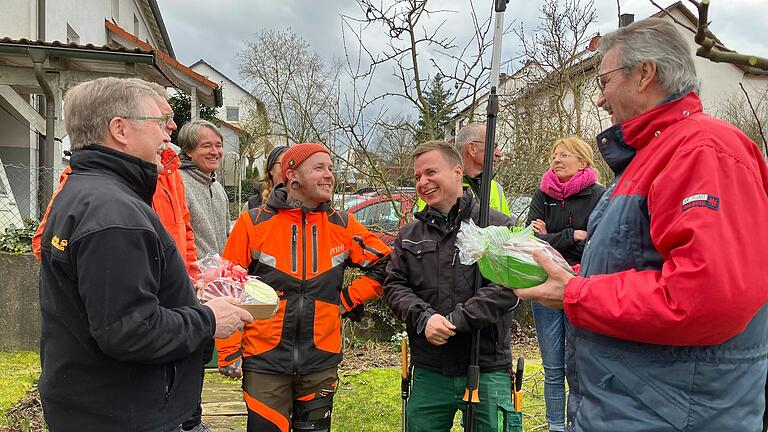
[467,142,477,158]
[107,117,130,147]
[285,168,297,184]
[454,164,463,180]
[637,60,658,93]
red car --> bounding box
[347,193,415,245]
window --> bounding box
[133,14,140,38]
[226,106,240,122]
[66,24,80,44]
[111,0,119,23]
[354,200,400,232]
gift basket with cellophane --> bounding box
[456,220,574,288]
[190,254,279,319]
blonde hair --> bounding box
[551,136,595,167]
[260,165,276,202]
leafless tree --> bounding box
[239,29,341,146]
[493,0,611,199]
[341,0,503,137]
[237,98,272,177]
[511,0,598,137]
[715,85,768,154]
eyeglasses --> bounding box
[124,114,174,130]
[470,140,499,149]
[550,151,577,162]
[595,66,626,92]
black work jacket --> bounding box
[384,192,519,376]
[38,145,215,432]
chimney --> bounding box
[619,13,635,28]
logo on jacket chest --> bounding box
[329,244,344,255]
[51,235,68,251]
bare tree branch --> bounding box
[649,0,768,70]
[739,82,768,153]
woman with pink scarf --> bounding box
[525,136,606,432]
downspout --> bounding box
[30,49,56,212]
[36,0,48,217]
[37,0,45,41]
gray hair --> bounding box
[599,18,698,95]
[126,78,168,100]
[178,119,224,157]
[63,77,161,150]
[412,140,463,167]
[454,123,486,156]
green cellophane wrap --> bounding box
[456,220,573,288]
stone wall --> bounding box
[0,252,40,351]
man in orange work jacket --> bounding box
[217,143,390,432]
[32,83,197,273]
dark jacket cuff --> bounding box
[446,308,470,333]
[416,308,435,334]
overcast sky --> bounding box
[157,0,768,117]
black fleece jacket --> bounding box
[525,183,606,266]
[38,145,215,432]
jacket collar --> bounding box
[415,190,475,232]
[159,147,180,176]
[70,144,158,204]
[596,91,702,175]
[180,158,217,184]
[267,185,332,213]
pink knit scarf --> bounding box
[540,168,597,200]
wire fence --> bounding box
[0,162,252,236]
[0,163,65,235]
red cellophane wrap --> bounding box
[190,254,250,302]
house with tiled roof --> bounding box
[450,1,768,154]
[0,0,222,230]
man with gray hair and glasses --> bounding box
[37,77,252,432]
[514,18,768,431]
[416,123,511,216]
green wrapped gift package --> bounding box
[456,220,573,289]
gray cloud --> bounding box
[157,0,768,118]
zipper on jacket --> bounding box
[164,363,176,406]
[292,213,307,375]
[291,225,298,273]
[311,225,318,274]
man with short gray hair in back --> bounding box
[415,123,511,216]
[37,77,252,432]
[176,119,231,432]
[177,120,230,259]
[514,18,768,431]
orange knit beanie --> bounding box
[280,143,331,184]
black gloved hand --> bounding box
[342,304,366,322]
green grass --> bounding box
[332,360,547,432]
[0,349,548,431]
[0,351,40,422]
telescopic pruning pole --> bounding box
[401,337,410,432]
[463,1,508,431]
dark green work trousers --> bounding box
[406,367,522,432]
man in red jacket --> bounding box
[515,18,768,431]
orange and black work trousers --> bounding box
[242,367,338,432]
